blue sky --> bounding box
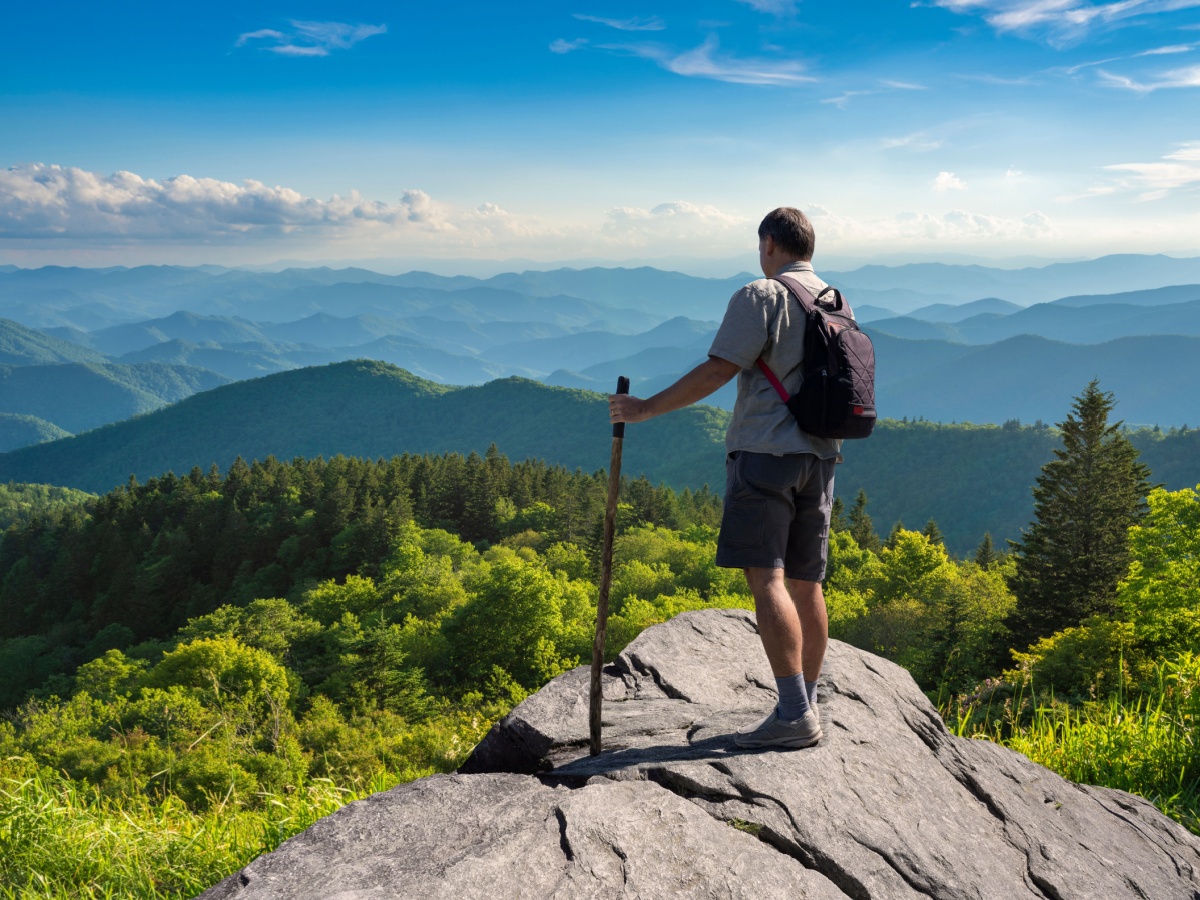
[2,0,1199,270]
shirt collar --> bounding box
[776,260,815,276]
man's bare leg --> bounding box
[744,567,804,676]
[787,578,828,686]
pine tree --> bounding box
[829,496,848,532]
[884,519,906,550]
[1008,381,1152,647]
[922,518,944,546]
[848,489,882,553]
[974,532,997,569]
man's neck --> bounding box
[762,256,810,278]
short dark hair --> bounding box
[758,207,815,261]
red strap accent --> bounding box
[756,358,790,402]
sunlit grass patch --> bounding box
[0,769,376,899]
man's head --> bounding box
[757,207,815,276]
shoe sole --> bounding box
[734,728,823,750]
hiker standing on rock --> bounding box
[609,207,842,750]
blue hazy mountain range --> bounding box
[2,255,1200,452]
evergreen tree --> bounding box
[829,496,848,533]
[848,489,882,553]
[1008,381,1152,647]
[974,532,997,569]
[922,518,944,546]
[884,519,906,550]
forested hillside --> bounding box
[0,361,229,434]
[3,360,1197,553]
[0,450,720,707]
[0,360,729,499]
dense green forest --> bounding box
[2,360,1198,554]
[0,451,721,708]
[0,482,93,529]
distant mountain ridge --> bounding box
[0,361,228,434]
[0,414,70,453]
[5,256,1200,457]
[0,317,108,366]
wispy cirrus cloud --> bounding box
[1103,141,1200,198]
[550,38,589,54]
[735,0,799,15]
[935,0,1200,46]
[1096,62,1200,89]
[573,13,665,31]
[611,36,815,85]
[882,132,945,151]
[821,90,871,107]
[235,20,386,57]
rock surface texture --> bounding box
[202,609,1200,899]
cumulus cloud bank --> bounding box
[0,164,436,240]
[0,164,744,256]
[1,163,1078,262]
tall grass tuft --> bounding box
[0,769,388,899]
[947,655,1200,833]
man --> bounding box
[609,207,841,750]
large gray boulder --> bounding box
[202,609,1200,899]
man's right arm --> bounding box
[609,355,740,424]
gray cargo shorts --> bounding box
[715,450,836,582]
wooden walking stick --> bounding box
[590,375,629,756]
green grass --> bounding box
[0,768,398,899]
[947,668,1200,834]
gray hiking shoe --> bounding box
[735,706,822,750]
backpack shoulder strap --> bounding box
[755,358,790,402]
[770,274,817,313]
[774,273,849,316]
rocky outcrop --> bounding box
[202,609,1200,899]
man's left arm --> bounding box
[609,355,740,424]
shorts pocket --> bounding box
[722,499,766,550]
[740,452,796,494]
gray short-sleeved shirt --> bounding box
[708,260,844,459]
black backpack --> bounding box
[755,273,876,440]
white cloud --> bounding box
[1098,62,1200,89]
[807,204,1055,243]
[935,0,1200,46]
[932,171,968,191]
[1140,43,1195,54]
[235,20,386,57]
[821,90,871,107]
[0,163,756,259]
[879,79,928,89]
[602,201,747,245]
[882,132,945,151]
[735,0,799,15]
[550,38,588,53]
[612,36,815,85]
[573,13,665,31]
[0,164,470,241]
[1105,142,1200,194]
